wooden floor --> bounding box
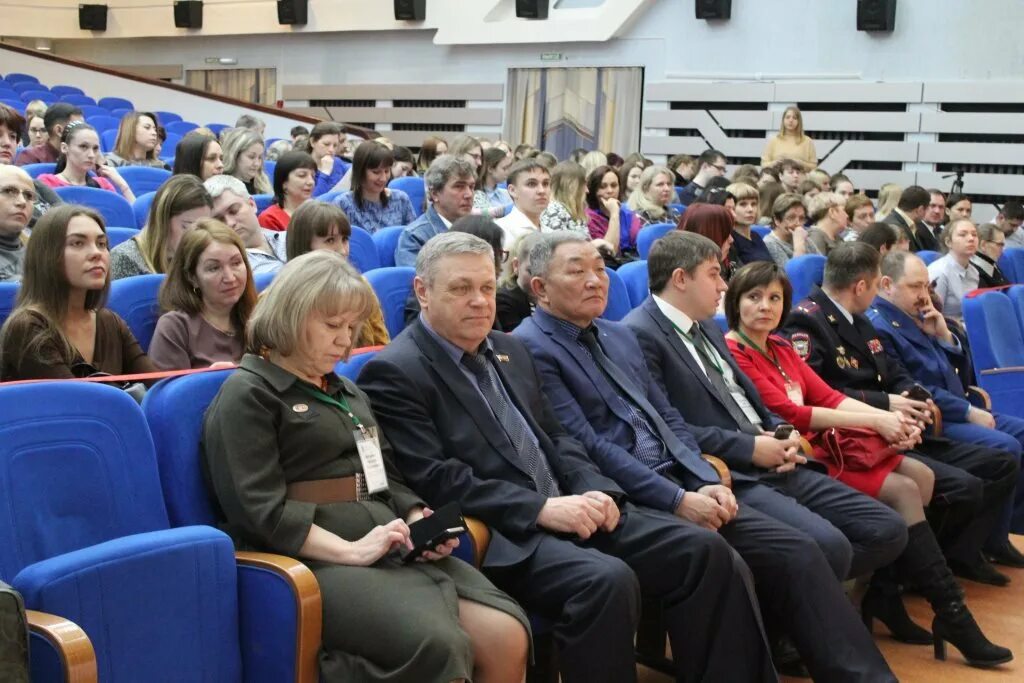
[639,537,1024,682]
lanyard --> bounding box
[672,321,725,376]
[298,384,367,434]
[734,329,796,385]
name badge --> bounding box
[730,391,763,426]
[785,381,804,406]
[355,426,389,495]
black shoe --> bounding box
[933,605,1014,668]
[949,558,1011,587]
[985,541,1024,568]
[861,584,932,644]
[771,635,810,678]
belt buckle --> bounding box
[355,473,370,502]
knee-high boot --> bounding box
[861,564,932,644]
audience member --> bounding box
[390,145,416,179]
[539,161,588,235]
[0,104,61,227]
[448,134,484,172]
[111,175,212,279]
[844,194,877,240]
[679,204,735,280]
[876,183,902,219]
[617,159,644,200]
[585,165,637,255]
[105,112,169,170]
[832,174,855,199]
[204,175,286,275]
[258,150,316,231]
[148,219,255,369]
[22,100,47,147]
[776,158,805,194]
[579,150,608,177]
[234,114,265,137]
[496,232,542,332]
[757,165,780,188]
[605,152,624,168]
[756,180,785,225]
[727,260,1011,664]
[0,205,156,381]
[627,165,678,228]
[927,218,980,320]
[265,139,293,161]
[667,153,696,188]
[763,193,807,268]
[798,177,822,199]
[761,105,817,170]
[921,189,947,247]
[515,232,896,681]
[948,193,972,221]
[359,231,777,682]
[678,149,726,205]
[14,102,83,166]
[305,122,347,197]
[0,166,32,281]
[804,192,847,256]
[38,122,136,203]
[726,181,771,265]
[882,186,930,252]
[335,141,415,234]
[221,128,271,195]
[173,132,224,181]
[395,154,476,267]
[416,136,448,174]
[202,249,529,682]
[858,223,903,255]
[996,200,1024,249]
[807,168,831,192]
[289,125,309,143]
[496,159,550,249]
[973,223,1010,288]
[731,164,760,186]
[473,147,512,217]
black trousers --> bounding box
[488,503,775,683]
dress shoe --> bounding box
[985,541,1024,568]
[771,635,810,678]
[949,558,1010,587]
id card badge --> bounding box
[785,382,804,406]
[355,426,389,495]
[730,391,764,425]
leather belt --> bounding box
[286,475,362,504]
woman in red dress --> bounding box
[723,261,1011,669]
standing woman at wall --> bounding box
[106,112,170,170]
[761,105,817,171]
[221,128,272,196]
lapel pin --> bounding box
[496,354,510,362]
[292,403,309,413]
[827,314,838,323]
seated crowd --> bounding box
[4,95,1024,682]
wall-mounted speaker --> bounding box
[857,0,897,31]
[695,0,731,20]
[78,4,108,31]
[394,0,425,21]
[516,0,549,20]
[174,1,203,29]
[277,0,307,25]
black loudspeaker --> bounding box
[394,0,425,21]
[516,0,549,20]
[277,0,307,25]
[695,0,731,20]
[857,0,897,31]
[78,4,108,31]
[174,1,203,29]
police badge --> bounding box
[791,333,811,359]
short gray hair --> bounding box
[880,250,921,281]
[648,231,721,292]
[235,114,265,130]
[528,232,590,280]
[977,222,1001,243]
[247,250,373,357]
[424,154,476,195]
[416,231,495,287]
[203,174,250,200]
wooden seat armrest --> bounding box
[464,516,491,568]
[981,366,1024,375]
[235,551,322,683]
[967,385,992,410]
[701,454,732,489]
[26,610,97,683]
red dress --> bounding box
[258,203,290,231]
[727,333,903,497]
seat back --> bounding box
[253,271,276,292]
[19,91,56,104]
[348,226,381,273]
[117,167,171,196]
[133,191,156,228]
[786,254,827,303]
[616,260,649,308]
[165,121,199,136]
[0,281,20,329]
[20,163,54,179]
[3,74,39,85]
[142,370,233,527]
[263,160,276,181]
[999,251,1017,282]
[207,123,230,137]
[636,222,675,259]
[81,105,113,120]
[752,225,771,238]
[88,114,121,132]
[602,268,633,321]
[59,94,96,106]
[50,85,84,96]
[107,274,165,351]
[365,267,415,338]
[100,128,118,153]
[1007,285,1024,339]
[98,97,133,111]
[1000,247,1024,284]
[963,291,1024,371]
[372,226,404,268]
[252,194,274,214]
[154,110,183,124]
[106,227,140,249]
[335,348,382,382]
[388,176,426,217]
[53,186,135,228]
[917,250,941,265]
[0,382,169,581]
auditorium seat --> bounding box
[263,160,276,180]
[88,115,121,132]
[4,73,40,84]
[365,266,415,338]
[348,226,381,273]
[207,123,230,137]
[318,190,344,205]
[1007,285,1024,337]
[253,271,276,292]
[752,225,771,238]
[669,203,686,216]
[100,128,118,153]
[98,97,133,112]
[165,121,199,136]
[0,281,18,328]
[81,105,113,120]
[786,254,826,303]
[50,85,84,97]
[602,267,632,321]
[21,162,55,179]
[917,250,941,265]
[334,346,384,382]
[372,226,404,268]
[999,247,1024,284]
[713,313,728,332]
[388,176,426,218]
[110,107,132,119]
[0,98,23,112]
[53,186,135,228]
[12,82,45,94]
[117,167,171,196]
[107,274,164,351]
[154,111,183,124]
[636,222,675,260]
[252,194,274,214]
[963,292,1024,419]
[616,259,649,308]
[105,227,140,249]
[59,94,96,106]
[133,191,156,229]
[19,90,56,104]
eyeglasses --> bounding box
[0,185,36,203]
[712,164,727,174]
[983,239,1006,248]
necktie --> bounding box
[578,327,718,483]
[461,351,559,497]
[688,324,762,435]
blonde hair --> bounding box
[777,105,805,139]
[725,181,759,203]
[627,165,674,220]
[877,183,902,217]
[246,250,374,357]
[807,192,845,223]
[550,161,587,223]
[221,128,272,195]
[580,151,608,178]
[113,111,160,162]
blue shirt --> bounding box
[732,229,773,266]
[312,157,349,197]
[336,189,417,234]
[395,207,449,267]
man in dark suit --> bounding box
[781,242,1020,586]
[622,230,907,581]
[359,232,775,683]
[513,232,896,682]
[920,189,947,249]
[881,185,932,252]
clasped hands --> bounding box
[752,431,806,473]
[536,491,620,539]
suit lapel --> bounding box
[644,300,720,399]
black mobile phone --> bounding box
[906,384,931,402]
[401,501,466,563]
[773,424,794,440]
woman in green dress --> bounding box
[202,250,529,682]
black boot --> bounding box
[861,566,932,644]
[899,521,1013,668]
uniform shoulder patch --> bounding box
[794,300,819,315]
[791,332,811,359]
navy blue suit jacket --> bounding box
[513,309,734,513]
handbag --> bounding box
[71,362,147,404]
[809,427,899,473]
[0,581,30,683]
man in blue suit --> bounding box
[513,232,896,682]
[870,250,1024,566]
[622,231,907,580]
[394,154,476,267]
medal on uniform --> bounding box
[827,314,838,323]
[868,339,883,354]
[837,356,849,369]
[850,357,860,369]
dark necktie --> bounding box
[688,324,762,435]
[461,351,559,497]
[577,327,718,483]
